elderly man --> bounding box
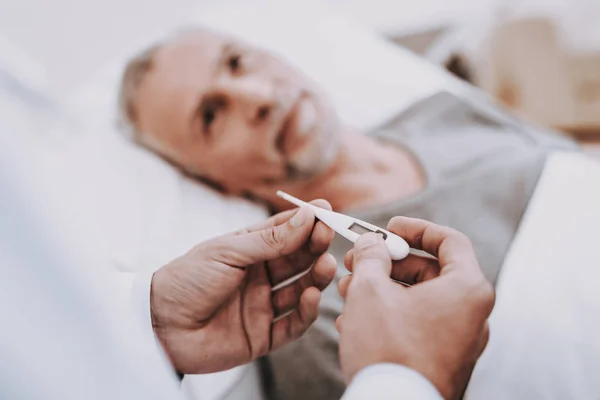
[118,27,576,400]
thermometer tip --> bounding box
[276,190,306,208]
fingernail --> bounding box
[356,233,379,248]
[289,207,308,227]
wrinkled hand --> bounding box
[151,200,336,374]
[337,217,495,400]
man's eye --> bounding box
[227,54,241,73]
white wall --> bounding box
[0,0,487,92]
[3,0,595,94]
[0,0,214,91]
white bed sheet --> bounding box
[467,152,600,399]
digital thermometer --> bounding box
[276,191,411,261]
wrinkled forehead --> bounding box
[136,31,229,142]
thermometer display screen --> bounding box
[348,223,388,240]
[348,223,375,235]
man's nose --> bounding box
[220,77,276,123]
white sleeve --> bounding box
[342,364,443,400]
[130,268,158,337]
[0,89,183,400]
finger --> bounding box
[345,250,439,285]
[241,264,274,358]
[272,218,333,284]
[310,199,333,211]
[309,219,335,255]
[225,200,331,238]
[479,321,490,354]
[247,200,332,260]
[387,217,478,275]
[389,254,441,285]
[351,233,393,283]
[271,277,302,317]
[267,202,333,285]
[271,253,336,315]
[343,249,354,272]
[335,315,343,333]
[344,234,398,307]
[269,252,335,292]
[215,206,316,267]
[479,320,490,354]
[271,287,321,350]
[245,199,332,232]
[311,253,337,289]
[338,274,352,299]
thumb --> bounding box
[352,233,393,282]
[215,206,316,267]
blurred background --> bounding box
[1,0,599,155]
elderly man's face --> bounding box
[134,30,341,193]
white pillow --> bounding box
[467,152,600,400]
[55,132,267,273]
[0,33,49,97]
[0,32,79,148]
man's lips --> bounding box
[276,96,318,156]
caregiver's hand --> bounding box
[337,217,495,400]
[151,200,336,374]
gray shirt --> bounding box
[260,92,577,400]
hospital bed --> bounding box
[2,1,600,399]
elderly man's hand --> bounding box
[337,217,495,400]
[151,200,336,374]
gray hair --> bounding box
[117,27,211,140]
[117,41,163,140]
